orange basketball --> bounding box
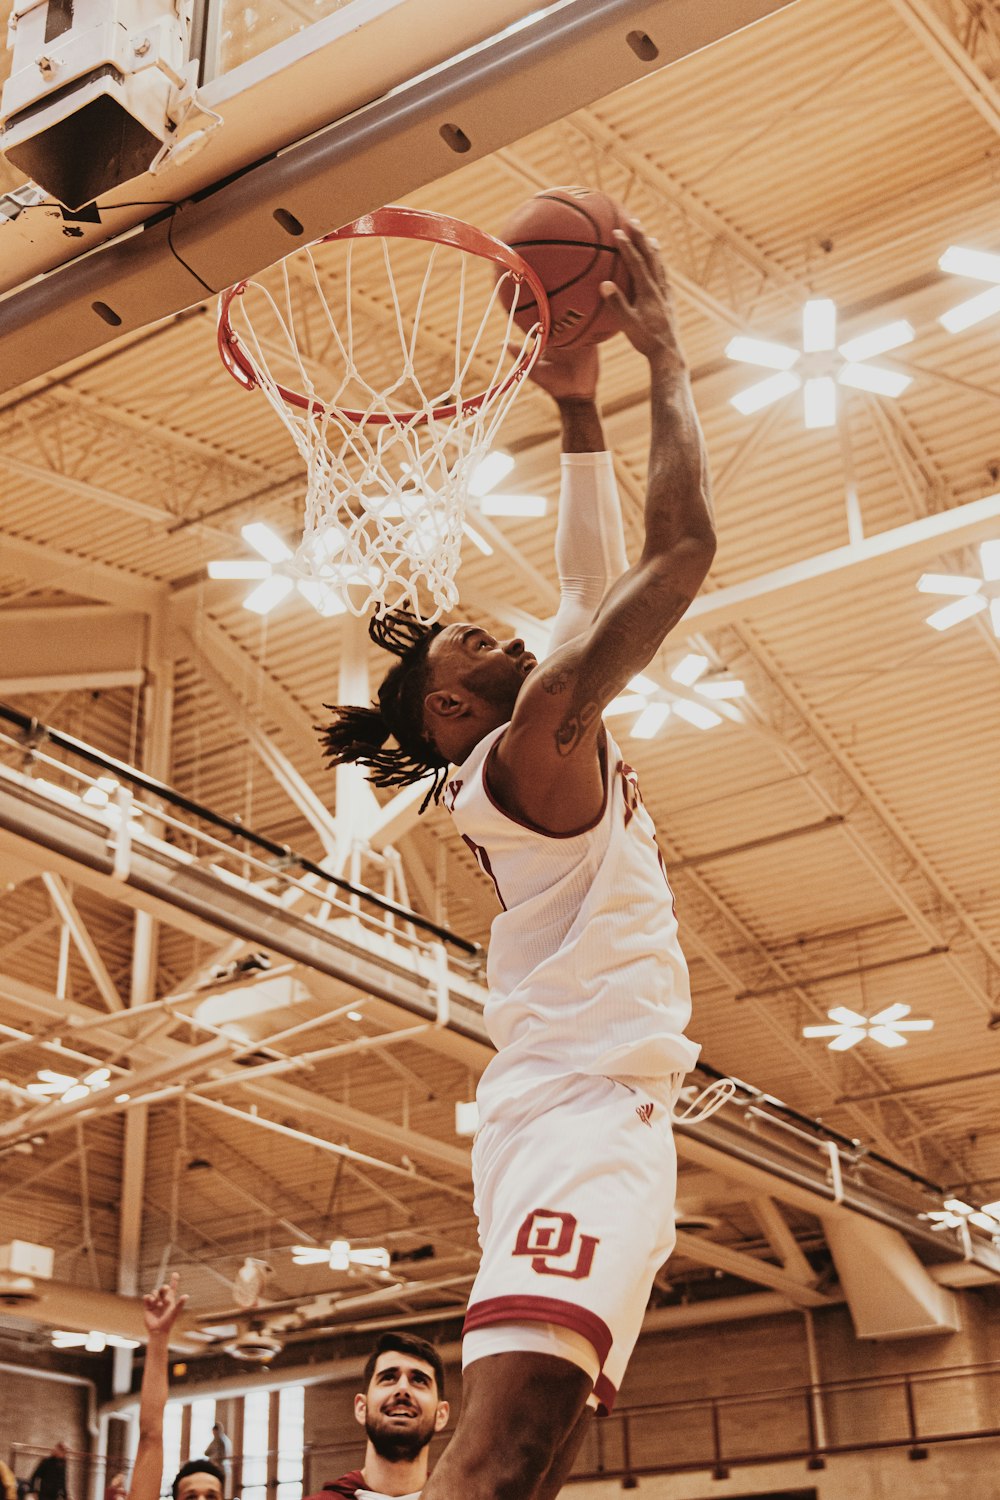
[498,187,634,349]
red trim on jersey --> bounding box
[593,1371,618,1415]
[462,1293,613,1366]
[480,731,610,839]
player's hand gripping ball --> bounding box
[498,186,635,349]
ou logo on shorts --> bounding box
[513,1209,599,1280]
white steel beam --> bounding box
[750,1195,817,1285]
[40,873,125,1011]
[672,1228,831,1305]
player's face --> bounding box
[429,623,537,717]
[176,1474,223,1500]
[359,1352,443,1460]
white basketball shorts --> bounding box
[462,1070,682,1413]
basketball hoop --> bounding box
[218,206,550,623]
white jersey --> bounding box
[445,724,700,1114]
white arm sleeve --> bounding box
[546,451,629,656]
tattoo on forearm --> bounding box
[555,581,692,755]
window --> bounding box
[241,1391,270,1500]
[161,1403,183,1500]
[276,1387,305,1500]
[189,1398,216,1463]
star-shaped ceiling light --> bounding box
[604,653,745,739]
[726,300,914,428]
[802,1002,933,1051]
[291,1239,390,1271]
[207,455,543,612]
[26,1067,111,1104]
[52,1330,140,1351]
[924,1198,1000,1236]
[938,246,1000,332]
[917,540,1000,637]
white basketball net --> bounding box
[220,224,542,623]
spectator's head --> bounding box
[52,1448,67,1460]
[171,1460,224,1500]
[211,1425,223,1436]
[355,1331,448,1463]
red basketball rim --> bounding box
[217,205,552,425]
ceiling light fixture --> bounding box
[917,540,1000,638]
[924,1198,1000,1236]
[726,301,914,427]
[602,655,745,739]
[26,1067,112,1105]
[208,522,347,618]
[51,1330,140,1352]
[939,245,1000,333]
[468,451,546,524]
[802,1002,934,1052]
[291,1239,391,1271]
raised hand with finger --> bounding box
[142,1271,188,1340]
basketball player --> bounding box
[128,1274,225,1500]
[319,223,713,1500]
[304,1332,449,1499]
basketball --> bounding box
[498,186,634,349]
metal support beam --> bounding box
[673,1228,831,1306]
[40,874,125,1011]
[886,0,1000,134]
[750,1195,817,1285]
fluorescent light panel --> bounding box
[803,376,837,429]
[724,336,800,370]
[926,594,988,631]
[938,245,1000,282]
[241,522,293,563]
[470,451,515,497]
[604,694,649,717]
[802,298,836,352]
[980,539,1000,581]
[837,363,911,398]
[243,575,295,614]
[463,522,494,556]
[939,284,1000,333]
[671,653,708,687]
[838,320,914,362]
[631,702,672,739]
[730,371,801,415]
[917,573,981,596]
[207,560,272,580]
[479,493,547,517]
[673,699,722,729]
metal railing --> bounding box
[569,1357,1000,1483]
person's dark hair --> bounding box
[362,1330,445,1399]
[317,612,449,813]
[172,1460,225,1500]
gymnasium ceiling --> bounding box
[1,0,1000,1368]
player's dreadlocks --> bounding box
[317,611,449,813]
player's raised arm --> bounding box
[128,1274,188,1500]
[494,225,715,820]
[526,343,632,659]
